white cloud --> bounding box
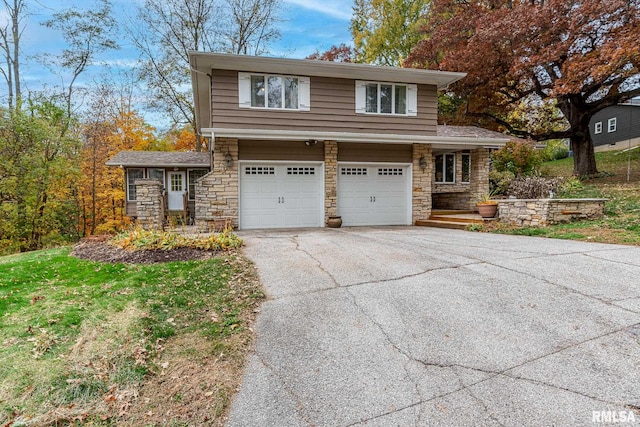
[283,0,352,21]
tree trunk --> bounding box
[570,132,598,177]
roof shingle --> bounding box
[106,151,211,168]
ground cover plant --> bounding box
[0,232,264,426]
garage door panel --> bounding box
[240,163,323,229]
[338,164,409,226]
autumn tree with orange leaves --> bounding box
[407,0,640,176]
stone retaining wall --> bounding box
[499,198,607,227]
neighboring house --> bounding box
[108,53,512,230]
[589,101,640,152]
[105,151,210,221]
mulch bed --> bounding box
[71,235,216,264]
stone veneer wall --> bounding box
[324,140,338,223]
[195,138,238,230]
[412,143,433,223]
[499,198,607,227]
[135,179,164,230]
[432,193,470,210]
[469,148,490,210]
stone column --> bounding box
[469,148,490,211]
[324,140,338,224]
[135,179,164,230]
[412,143,433,223]
[195,138,239,230]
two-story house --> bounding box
[109,53,511,230]
[589,100,640,152]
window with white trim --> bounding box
[188,169,208,201]
[435,154,455,183]
[238,72,310,111]
[341,167,368,175]
[127,168,144,201]
[608,117,617,133]
[355,81,417,116]
[148,168,165,186]
[245,166,275,175]
[594,121,602,134]
[461,152,471,183]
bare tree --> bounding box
[131,0,282,151]
[42,0,119,135]
[0,0,26,109]
[223,0,281,55]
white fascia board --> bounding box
[202,128,510,147]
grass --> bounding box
[485,148,640,245]
[0,247,264,426]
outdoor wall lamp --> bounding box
[305,139,318,146]
[419,155,427,170]
[224,152,233,167]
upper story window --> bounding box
[594,121,603,134]
[355,81,417,116]
[608,117,617,133]
[238,72,310,111]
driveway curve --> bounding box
[228,227,640,426]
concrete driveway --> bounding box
[228,227,640,426]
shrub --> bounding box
[111,227,243,251]
[507,176,566,199]
[540,140,570,161]
[557,176,585,197]
[489,170,515,195]
[491,140,542,176]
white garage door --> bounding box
[240,163,323,229]
[337,164,410,226]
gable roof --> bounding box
[106,151,211,168]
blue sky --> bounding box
[3,0,354,128]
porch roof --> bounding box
[106,151,211,168]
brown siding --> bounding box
[238,140,325,161]
[337,143,412,163]
[211,69,438,136]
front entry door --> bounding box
[168,171,186,210]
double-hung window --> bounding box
[239,72,310,111]
[127,168,144,201]
[356,81,417,116]
[608,117,617,133]
[435,154,455,183]
[594,121,603,134]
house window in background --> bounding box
[594,121,602,134]
[608,117,617,133]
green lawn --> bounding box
[488,148,640,245]
[0,248,264,426]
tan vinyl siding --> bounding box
[211,69,438,136]
[337,143,412,163]
[238,140,324,161]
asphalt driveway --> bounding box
[228,227,640,426]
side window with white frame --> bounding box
[188,169,208,201]
[435,153,455,183]
[127,168,144,201]
[461,152,471,183]
[594,121,602,134]
[238,72,310,111]
[608,117,617,133]
[355,81,417,116]
[148,168,165,186]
